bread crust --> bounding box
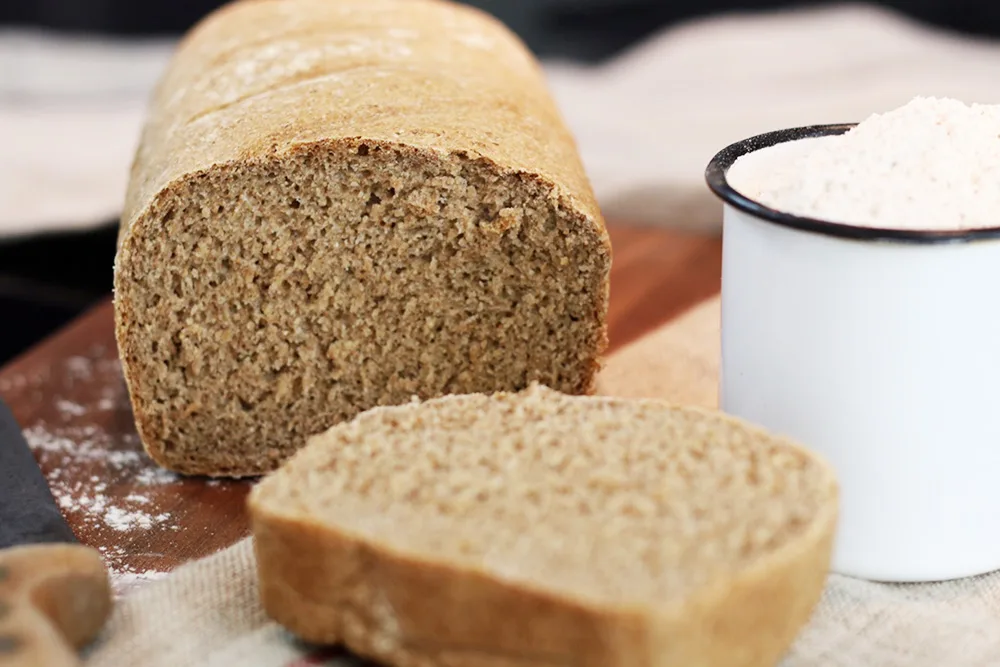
[116,0,603,240]
[249,396,838,667]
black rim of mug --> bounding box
[705,123,1000,244]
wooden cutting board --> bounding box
[0,224,722,595]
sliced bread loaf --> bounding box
[113,0,611,476]
[249,384,838,667]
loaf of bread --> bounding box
[249,384,838,667]
[113,0,612,476]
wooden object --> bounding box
[0,225,721,588]
[0,543,112,666]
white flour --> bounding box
[11,352,182,595]
[727,97,1000,231]
[6,347,243,598]
[54,398,87,416]
[23,424,177,535]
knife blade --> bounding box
[0,397,113,666]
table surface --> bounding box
[0,223,722,594]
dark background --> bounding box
[2,0,997,365]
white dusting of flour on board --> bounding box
[54,398,87,416]
[22,425,177,534]
[103,506,172,531]
[11,351,184,595]
[727,97,1000,231]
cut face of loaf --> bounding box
[249,385,839,667]
[113,0,611,476]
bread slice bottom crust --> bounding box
[252,509,834,667]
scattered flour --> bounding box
[96,396,117,411]
[65,355,95,380]
[25,424,143,467]
[727,96,1000,230]
[12,351,183,595]
[55,398,87,417]
[136,466,181,486]
[0,374,27,392]
[6,348,242,599]
[26,422,177,537]
[104,506,172,531]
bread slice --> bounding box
[113,0,611,477]
[249,384,838,667]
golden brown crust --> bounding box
[118,0,603,243]
[248,391,838,667]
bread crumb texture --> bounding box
[250,385,839,667]
[113,0,611,476]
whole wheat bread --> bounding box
[113,0,611,476]
[248,384,838,667]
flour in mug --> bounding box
[727,97,1000,231]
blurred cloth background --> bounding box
[3,0,1000,363]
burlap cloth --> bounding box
[83,296,1000,666]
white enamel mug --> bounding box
[707,124,1000,582]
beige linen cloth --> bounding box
[85,296,1000,666]
[5,3,1000,237]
